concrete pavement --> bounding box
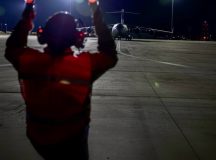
[0,36,216,160]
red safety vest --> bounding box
[18,48,94,144]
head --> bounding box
[37,12,85,55]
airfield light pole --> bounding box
[171,0,174,33]
[5,23,7,33]
[70,0,72,14]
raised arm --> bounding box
[93,7,117,56]
[5,1,35,70]
[89,1,118,81]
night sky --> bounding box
[0,0,216,39]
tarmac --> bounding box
[0,35,216,160]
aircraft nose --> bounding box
[117,24,124,31]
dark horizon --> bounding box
[0,0,216,39]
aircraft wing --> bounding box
[129,26,173,39]
[139,27,173,34]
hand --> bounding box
[88,0,99,13]
[24,0,34,4]
[88,0,97,4]
[22,2,35,20]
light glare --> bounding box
[24,0,34,4]
[88,0,97,4]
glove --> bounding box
[22,0,35,20]
[88,0,99,13]
[21,0,35,31]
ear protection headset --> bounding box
[37,26,46,45]
[37,12,85,49]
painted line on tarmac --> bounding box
[117,40,191,68]
[0,64,12,67]
[0,41,190,68]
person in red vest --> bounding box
[5,0,117,159]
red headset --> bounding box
[36,12,86,49]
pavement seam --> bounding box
[115,38,204,158]
[117,40,192,68]
[0,92,215,100]
[0,64,12,67]
[0,92,21,93]
[116,40,216,75]
[15,104,25,113]
[110,69,216,75]
[144,74,201,160]
[92,94,216,100]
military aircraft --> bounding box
[106,9,139,40]
[76,8,173,40]
[106,9,173,40]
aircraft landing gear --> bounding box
[126,34,132,41]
